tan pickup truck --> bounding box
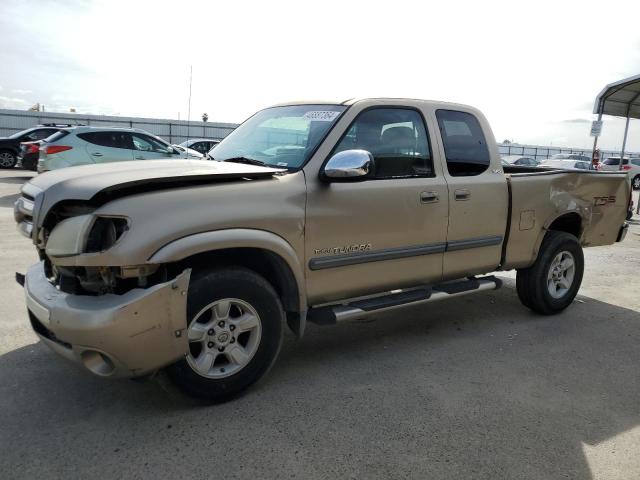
[15,98,630,402]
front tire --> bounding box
[166,267,284,402]
[516,231,584,315]
[632,175,640,191]
[0,150,17,169]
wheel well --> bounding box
[0,148,18,155]
[173,248,300,314]
[548,213,582,238]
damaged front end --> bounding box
[24,262,191,378]
[16,192,190,378]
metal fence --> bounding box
[1,108,637,160]
[0,109,238,144]
[498,143,638,161]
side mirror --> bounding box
[165,146,175,155]
[321,149,375,182]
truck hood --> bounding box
[23,159,285,229]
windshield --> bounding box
[210,104,347,168]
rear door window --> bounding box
[436,110,490,176]
[78,131,132,149]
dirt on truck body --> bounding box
[15,98,630,402]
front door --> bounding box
[304,106,449,305]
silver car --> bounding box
[501,155,539,166]
[38,126,201,172]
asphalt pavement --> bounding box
[1,169,639,480]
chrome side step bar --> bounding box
[307,276,502,325]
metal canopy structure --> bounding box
[592,74,640,172]
[594,73,640,119]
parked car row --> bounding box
[0,123,74,169]
[0,124,221,172]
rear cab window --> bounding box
[436,110,490,176]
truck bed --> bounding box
[501,168,629,269]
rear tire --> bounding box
[0,150,17,169]
[516,231,584,315]
[166,267,284,403]
[633,175,640,191]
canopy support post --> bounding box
[619,115,630,171]
[591,111,603,166]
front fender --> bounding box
[148,228,307,314]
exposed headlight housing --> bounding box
[85,217,129,253]
[45,215,129,258]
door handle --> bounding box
[420,191,439,203]
[454,189,470,201]
[92,152,103,157]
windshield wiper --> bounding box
[216,156,266,166]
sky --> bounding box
[1,0,639,151]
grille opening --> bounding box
[28,311,71,349]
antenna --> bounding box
[186,65,193,147]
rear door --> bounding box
[79,131,134,164]
[434,109,508,279]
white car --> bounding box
[598,157,640,190]
[178,138,220,156]
[38,126,200,172]
[501,155,539,166]
[171,144,204,158]
[548,153,591,162]
[538,159,594,170]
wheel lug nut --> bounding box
[229,325,235,331]
[207,341,214,348]
[218,346,225,352]
[230,337,236,343]
[218,321,225,328]
[208,329,214,335]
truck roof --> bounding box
[272,97,481,111]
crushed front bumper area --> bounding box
[23,261,190,378]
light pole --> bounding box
[202,113,208,137]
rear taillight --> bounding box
[45,145,72,155]
[26,144,39,154]
[622,165,631,171]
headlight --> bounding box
[85,217,129,253]
[45,215,129,257]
